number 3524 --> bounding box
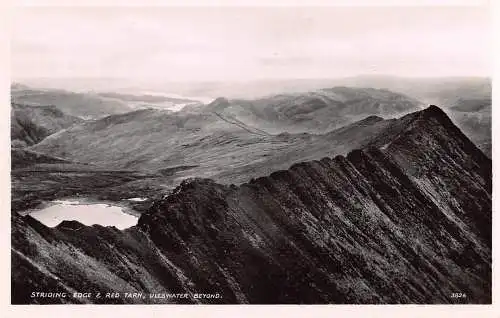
[451,293,467,298]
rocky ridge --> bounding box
[11,106,491,304]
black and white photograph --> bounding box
[6,3,493,308]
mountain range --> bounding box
[14,78,491,159]
[10,83,204,118]
[9,78,492,304]
[24,87,424,184]
[11,84,132,118]
[11,105,491,304]
[201,87,423,134]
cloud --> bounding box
[11,6,490,81]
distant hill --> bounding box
[11,82,207,115]
[320,76,491,106]
[28,106,275,176]
[448,98,491,156]
[15,75,490,101]
[96,92,198,104]
[28,91,424,185]
[189,78,491,155]
[102,76,487,101]
[94,92,203,112]
[11,84,132,118]
[11,103,83,147]
[18,81,491,165]
[202,87,423,133]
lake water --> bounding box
[29,200,138,230]
[127,197,148,202]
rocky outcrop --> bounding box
[11,106,491,304]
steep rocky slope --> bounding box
[11,103,83,147]
[12,106,491,304]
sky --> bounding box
[11,6,491,82]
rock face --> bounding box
[11,106,491,304]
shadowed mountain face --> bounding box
[11,103,83,147]
[11,106,491,304]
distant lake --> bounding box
[29,200,138,230]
